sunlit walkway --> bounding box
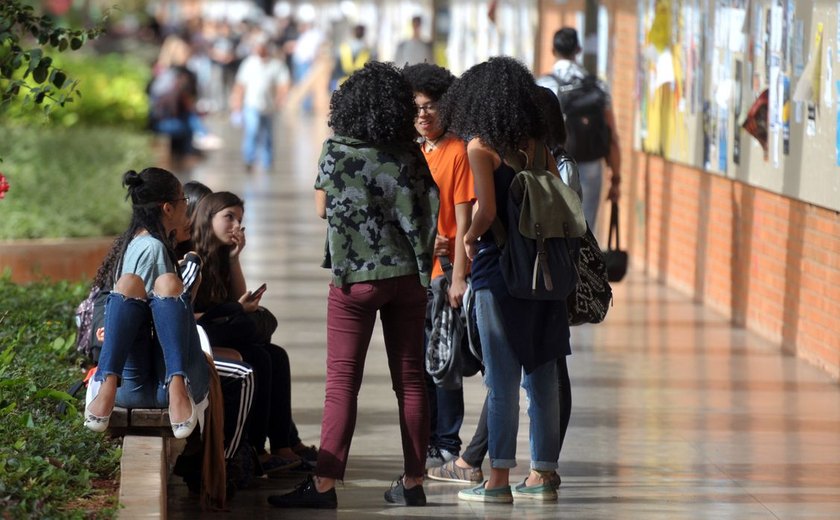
[165,112,840,519]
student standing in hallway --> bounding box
[267,61,439,510]
[402,62,476,472]
[442,56,565,503]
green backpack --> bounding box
[493,144,586,300]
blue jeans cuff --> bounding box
[490,458,517,469]
[531,461,558,472]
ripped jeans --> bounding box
[95,292,210,408]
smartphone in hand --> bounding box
[247,283,267,301]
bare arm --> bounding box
[315,189,326,219]
[448,202,473,308]
[463,139,500,260]
[604,106,621,202]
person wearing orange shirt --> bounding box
[403,63,477,473]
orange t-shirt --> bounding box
[422,135,476,280]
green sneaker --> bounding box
[511,478,558,501]
[457,482,513,503]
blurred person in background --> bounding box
[536,27,621,229]
[289,3,325,113]
[229,33,291,173]
[394,15,434,67]
[331,24,375,91]
[149,31,223,162]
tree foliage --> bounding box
[0,0,107,115]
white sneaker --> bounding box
[425,446,457,469]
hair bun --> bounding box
[123,170,143,188]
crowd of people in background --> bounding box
[143,5,436,173]
[83,0,624,510]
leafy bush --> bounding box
[0,276,121,519]
[0,124,156,239]
[2,50,151,129]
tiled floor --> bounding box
[166,113,840,519]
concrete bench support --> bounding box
[119,435,168,518]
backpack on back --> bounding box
[74,286,109,364]
[553,74,611,162]
[493,145,585,300]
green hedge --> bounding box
[0,277,120,518]
[0,124,156,239]
[1,50,151,130]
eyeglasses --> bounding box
[171,197,188,205]
[416,103,438,115]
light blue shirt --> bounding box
[120,235,175,294]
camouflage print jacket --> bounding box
[316,135,440,288]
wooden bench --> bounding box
[109,408,172,519]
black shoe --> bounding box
[267,474,337,509]
[384,475,426,506]
[293,444,319,463]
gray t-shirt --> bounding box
[235,55,290,113]
[119,235,175,294]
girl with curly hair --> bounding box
[440,57,566,503]
[403,62,478,474]
[268,61,439,509]
[83,167,210,440]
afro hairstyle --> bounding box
[328,61,417,144]
[402,62,456,102]
[439,56,545,156]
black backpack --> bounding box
[553,74,611,162]
[493,145,585,300]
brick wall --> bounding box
[0,237,114,284]
[540,1,840,379]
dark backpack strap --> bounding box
[439,255,454,285]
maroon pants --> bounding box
[315,275,429,480]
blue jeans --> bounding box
[578,159,603,229]
[96,292,210,408]
[152,113,209,139]
[425,373,465,454]
[242,106,274,169]
[475,288,560,470]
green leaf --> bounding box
[58,38,68,52]
[70,37,82,50]
[27,48,41,68]
[32,62,47,84]
[50,69,66,88]
[34,389,74,403]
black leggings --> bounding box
[200,318,297,453]
[462,356,571,468]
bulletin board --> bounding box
[635,0,840,212]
